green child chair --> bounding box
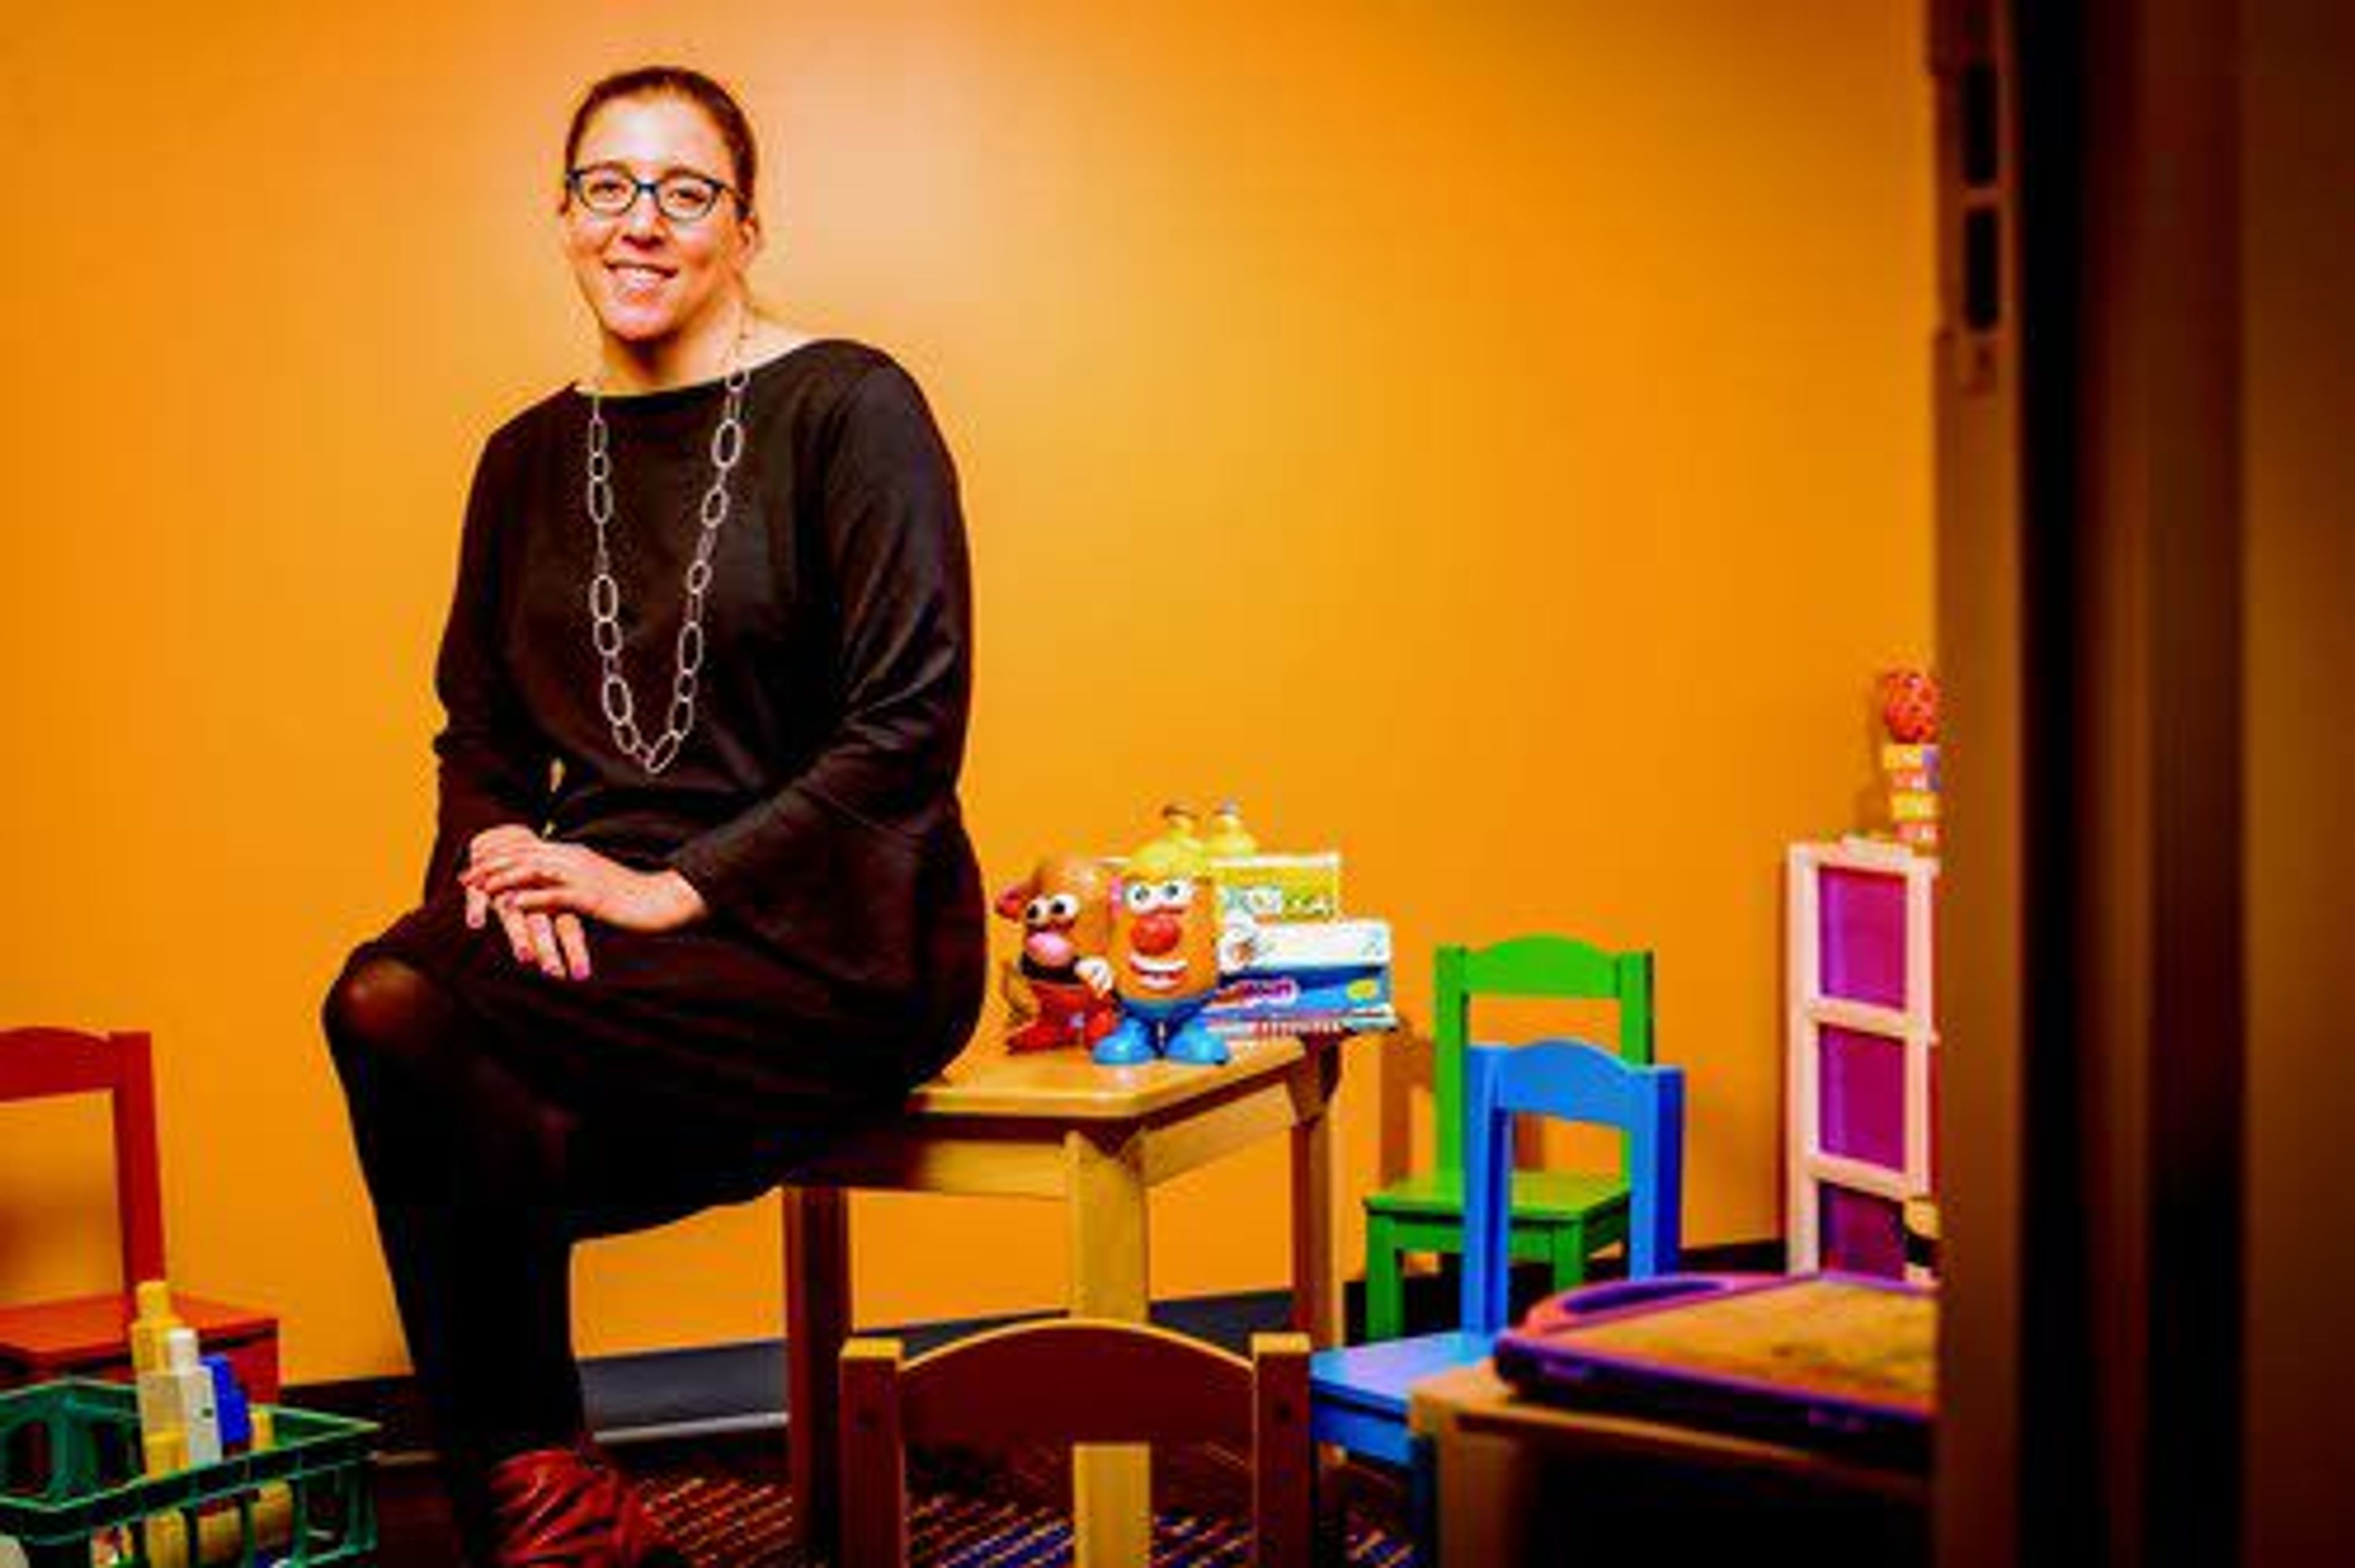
[1359,935,1655,1341]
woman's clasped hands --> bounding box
[460,825,709,980]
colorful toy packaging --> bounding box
[1204,917,1396,1039]
[996,800,1395,1065]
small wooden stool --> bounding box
[0,1028,280,1398]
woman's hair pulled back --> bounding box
[564,66,759,209]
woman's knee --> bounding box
[323,954,456,1077]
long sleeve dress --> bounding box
[357,339,985,1165]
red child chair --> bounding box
[0,1027,280,1399]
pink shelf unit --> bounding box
[1785,839,1939,1279]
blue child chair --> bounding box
[1308,1038,1685,1467]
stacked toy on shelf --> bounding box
[992,801,1395,1069]
[1877,668,1941,853]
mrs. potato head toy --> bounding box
[994,854,1120,1052]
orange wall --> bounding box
[0,2,1932,1382]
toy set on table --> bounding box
[994,801,1395,1069]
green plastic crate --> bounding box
[0,1380,376,1567]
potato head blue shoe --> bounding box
[1163,1015,1230,1066]
[1092,1016,1159,1066]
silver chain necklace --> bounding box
[583,361,751,774]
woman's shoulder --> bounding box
[759,337,944,443]
[477,383,583,465]
[761,335,919,401]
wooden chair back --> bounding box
[839,1318,1312,1566]
[1433,935,1655,1177]
[1462,1038,1685,1335]
[0,1028,167,1287]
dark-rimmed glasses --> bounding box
[565,163,742,223]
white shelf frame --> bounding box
[1785,839,1940,1274]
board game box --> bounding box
[1490,1272,1935,1468]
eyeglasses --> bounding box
[565,163,742,223]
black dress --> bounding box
[360,336,985,1158]
[324,340,985,1499]
[324,338,984,1488]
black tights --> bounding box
[321,955,788,1499]
[323,955,591,1484]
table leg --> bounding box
[1290,1048,1344,1347]
[1066,1127,1151,1568]
[784,1185,849,1562]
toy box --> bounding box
[1212,853,1344,924]
[1204,919,1396,1037]
[1243,918,1390,968]
[1204,969,1394,1023]
[1493,1272,1934,1468]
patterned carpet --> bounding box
[637,1449,1416,1566]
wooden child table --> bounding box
[780,1031,1357,1567]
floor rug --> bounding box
[640,1472,1417,1566]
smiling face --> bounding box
[1111,873,1222,1004]
[561,93,762,371]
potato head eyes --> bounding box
[1023,892,1082,928]
[1122,879,1195,915]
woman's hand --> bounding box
[461,826,598,979]
[461,835,710,947]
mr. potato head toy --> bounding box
[995,855,1121,1052]
[1094,836,1255,1068]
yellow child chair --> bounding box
[837,1318,1313,1567]
[1360,935,1655,1340]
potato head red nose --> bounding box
[1130,911,1183,955]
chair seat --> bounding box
[0,1291,281,1398]
[1365,1167,1629,1225]
[1308,1330,1493,1465]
